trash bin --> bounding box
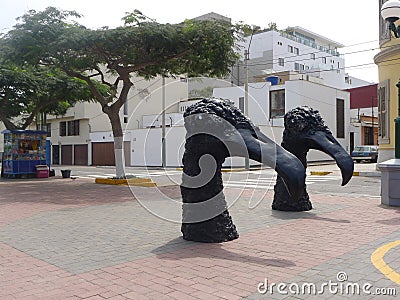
[61,169,71,178]
[36,165,49,178]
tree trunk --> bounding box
[0,111,18,130]
[104,108,125,178]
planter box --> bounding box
[379,159,400,207]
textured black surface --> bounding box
[272,106,353,211]
[180,99,245,243]
[180,99,311,242]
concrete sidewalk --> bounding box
[0,177,399,299]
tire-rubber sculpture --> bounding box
[180,98,306,242]
[272,106,354,211]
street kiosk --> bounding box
[2,130,48,178]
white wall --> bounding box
[130,127,186,167]
[213,82,271,126]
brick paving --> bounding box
[0,177,399,299]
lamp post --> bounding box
[378,0,400,206]
[381,0,400,38]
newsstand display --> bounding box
[2,130,48,178]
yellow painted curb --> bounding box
[176,168,183,171]
[221,168,246,173]
[371,240,400,284]
[310,171,332,176]
[353,171,360,176]
[95,177,157,187]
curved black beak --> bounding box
[306,131,354,186]
[225,128,305,200]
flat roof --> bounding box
[286,26,345,48]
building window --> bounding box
[295,63,304,71]
[278,58,284,66]
[60,121,67,136]
[46,123,51,137]
[322,57,327,64]
[288,45,293,53]
[311,53,316,60]
[378,79,390,143]
[238,97,245,113]
[364,127,374,145]
[294,47,299,55]
[336,99,345,139]
[67,120,80,136]
[270,89,285,118]
[60,120,80,136]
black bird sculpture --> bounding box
[272,106,354,211]
[180,98,306,243]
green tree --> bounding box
[0,64,97,130]
[2,7,240,177]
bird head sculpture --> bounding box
[181,98,306,242]
[282,106,353,185]
[273,106,354,211]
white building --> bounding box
[234,26,371,90]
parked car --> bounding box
[351,145,378,163]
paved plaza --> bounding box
[0,171,399,299]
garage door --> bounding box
[92,142,114,166]
[61,145,72,165]
[74,144,88,165]
[92,142,131,166]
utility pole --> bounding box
[243,29,255,170]
[244,49,250,170]
[162,76,166,168]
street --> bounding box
[48,162,382,198]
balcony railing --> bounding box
[280,32,340,57]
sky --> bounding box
[0,0,381,83]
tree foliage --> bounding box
[238,21,279,36]
[0,64,98,130]
[2,7,239,104]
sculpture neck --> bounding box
[282,140,308,168]
[181,137,226,203]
